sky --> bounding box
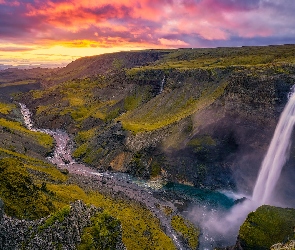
[0,0,295,67]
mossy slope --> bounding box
[238,205,295,250]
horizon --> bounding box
[0,43,294,70]
[1,0,295,67]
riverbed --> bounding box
[20,103,245,249]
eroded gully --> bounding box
[19,103,186,250]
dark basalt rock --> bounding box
[0,199,4,221]
[0,200,125,250]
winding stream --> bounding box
[19,103,185,250]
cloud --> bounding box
[0,46,33,52]
[159,38,189,47]
[0,0,294,65]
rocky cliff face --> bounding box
[0,200,125,250]
[18,46,295,195]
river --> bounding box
[19,103,186,250]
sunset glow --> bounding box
[1,0,294,67]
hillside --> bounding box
[20,45,295,193]
[1,44,295,249]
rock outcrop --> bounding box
[0,200,125,250]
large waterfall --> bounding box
[252,88,295,204]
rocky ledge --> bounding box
[0,199,125,250]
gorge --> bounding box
[1,45,295,249]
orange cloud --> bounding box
[0,0,294,66]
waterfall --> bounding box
[252,87,295,204]
[159,76,165,94]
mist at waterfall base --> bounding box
[187,87,295,249]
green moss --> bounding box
[239,205,295,250]
[0,118,54,150]
[124,94,143,111]
[45,184,176,250]
[188,135,216,148]
[104,108,120,122]
[120,81,228,133]
[38,205,71,231]
[0,102,16,114]
[78,211,122,250]
[171,215,199,249]
[150,161,161,177]
[0,158,55,219]
[75,128,97,144]
[73,143,90,159]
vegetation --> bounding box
[46,182,176,249]
[78,211,122,250]
[128,45,295,72]
[0,158,55,219]
[0,118,54,150]
[38,205,71,231]
[120,81,228,133]
[239,205,295,250]
[171,215,199,249]
[0,102,15,114]
[1,45,295,249]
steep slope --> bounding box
[40,50,170,86]
[0,101,180,249]
[235,205,295,250]
[19,45,295,194]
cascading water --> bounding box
[195,86,295,249]
[159,76,165,94]
[252,87,295,205]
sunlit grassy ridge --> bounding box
[128,45,295,72]
[0,80,37,88]
[0,118,54,150]
[120,81,228,133]
[0,102,16,114]
[34,77,121,124]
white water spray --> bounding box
[252,87,295,204]
[194,87,295,248]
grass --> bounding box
[0,102,16,114]
[0,148,174,249]
[0,118,54,150]
[239,205,295,250]
[78,211,122,250]
[127,45,295,73]
[171,215,199,249]
[46,183,175,249]
[0,157,56,220]
[0,80,36,88]
[38,205,71,231]
[120,81,228,133]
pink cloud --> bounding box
[0,0,294,50]
[159,38,189,46]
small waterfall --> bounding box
[159,76,165,94]
[252,87,295,204]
